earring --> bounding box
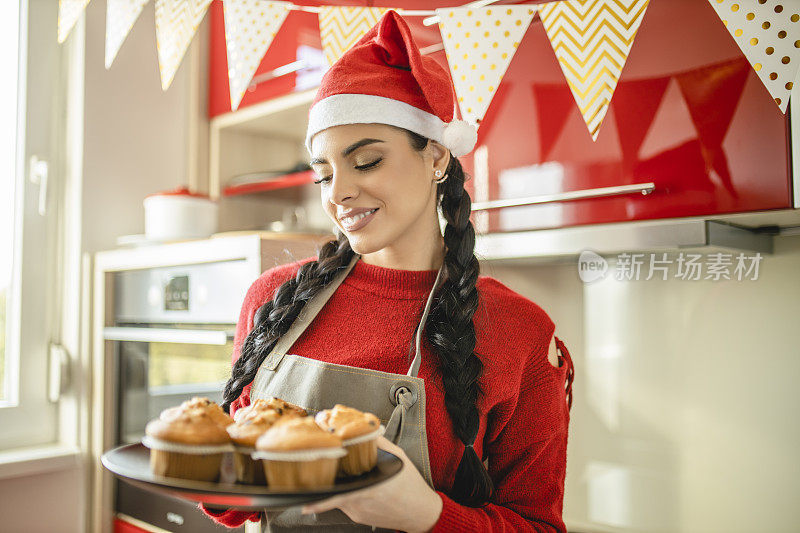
[433,169,448,184]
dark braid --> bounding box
[221,232,355,413]
[406,130,494,507]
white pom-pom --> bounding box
[441,119,478,157]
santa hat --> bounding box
[305,9,478,158]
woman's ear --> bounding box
[429,140,451,178]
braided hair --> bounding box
[221,128,493,507]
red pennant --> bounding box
[611,75,671,171]
[675,58,750,198]
[532,82,575,162]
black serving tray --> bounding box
[101,443,403,511]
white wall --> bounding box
[486,234,800,533]
[0,1,204,531]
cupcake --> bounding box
[314,405,383,477]
[160,397,234,429]
[226,409,287,484]
[253,417,346,489]
[233,397,307,423]
[143,409,232,481]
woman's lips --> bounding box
[340,208,378,232]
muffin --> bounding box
[226,409,289,484]
[143,409,232,481]
[253,417,346,489]
[160,397,234,429]
[315,405,383,476]
[233,397,307,423]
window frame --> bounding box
[0,0,82,454]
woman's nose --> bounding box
[329,172,359,204]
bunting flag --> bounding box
[223,0,291,111]
[707,0,800,113]
[105,0,150,69]
[437,6,536,127]
[532,82,578,161]
[154,0,213,91]
[675,57,751,198]
[611,74,670,167]
[58,0,92,44]
[318,6,389,66]
[537,0,649,141]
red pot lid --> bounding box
[145,186,213,200]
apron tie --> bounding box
[384,385,416,444]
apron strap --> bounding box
[407,266,444,378]
[264,253,444,379]
[264,253,359,360]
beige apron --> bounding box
[250,254,443,532]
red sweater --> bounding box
[202,257,575,532]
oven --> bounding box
[92,235,327,533]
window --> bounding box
[0,0,21,408]
[0,0,67,450]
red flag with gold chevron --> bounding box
[436,6,537,127]
[223,0,291,111]
[58,0,92,44]
[155,0,213,91]
[537,0,649,141]
[318,6,390,66]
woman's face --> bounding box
[309,123,449,265]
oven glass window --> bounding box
[148,340,234,391]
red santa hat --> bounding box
[305,9,478,158]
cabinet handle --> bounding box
[471,182,655,211]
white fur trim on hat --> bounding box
[305,94,476,157]
[442,118,478,158]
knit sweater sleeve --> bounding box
[430,318,574,533]
[198,258,311,528]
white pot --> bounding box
[143,188,218,242]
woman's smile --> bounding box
[340,207,379,231]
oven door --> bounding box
[107,324,235,444]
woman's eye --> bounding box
[356,158,382,171]
[312,158,382,185]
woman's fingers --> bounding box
[302,494,345,514]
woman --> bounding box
[203,10,574,532]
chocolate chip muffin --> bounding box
[314,405,383,476]
[144,409,232,481]
[253,417,346,489]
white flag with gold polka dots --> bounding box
[154,0,213,91]
[223,0,291,111]
[105,0,150,69]
[318,6,390,67]
[708,0,800,113]
[58,0,92,44]
[436,6,536,127]
[537,0,649,141]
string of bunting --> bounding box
[58,0,799,142]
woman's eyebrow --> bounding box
[310,138,385,165]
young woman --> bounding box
[203,10,574,533]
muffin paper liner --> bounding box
[251,447,347,462]
[341,424,385,446]
[233,444,256,455]
[142,435,234,454]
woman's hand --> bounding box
[301,435,443,532]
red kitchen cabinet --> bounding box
[209,0,793,231]
[114,517,150,533]
[208,1,456,118]
[464,0,793,231]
